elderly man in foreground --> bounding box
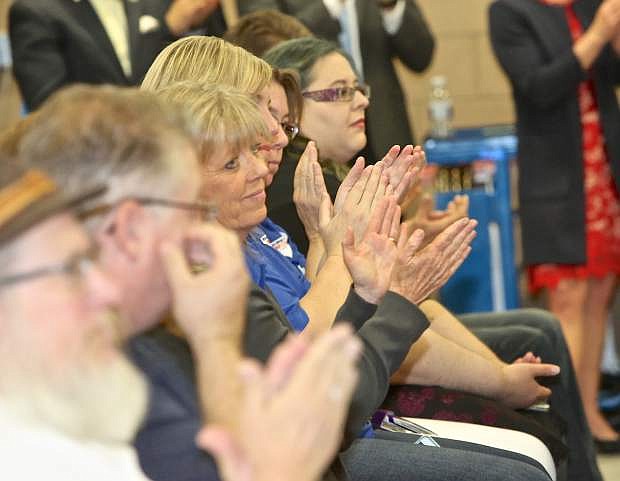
[0,86,363,481]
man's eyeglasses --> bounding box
[78,197,217,223]
[302,84,371,103]
[0,246,98,288]
[281,122,299,141]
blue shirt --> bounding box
[245,218,311,331]
[245,218,375,439]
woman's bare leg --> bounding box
[581,274,618,440]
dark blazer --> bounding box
[242,0,435,161]
[128,283,429,481]
[9,0,228,110]
[489,0,620,265]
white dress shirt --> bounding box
[89,0,133,77]
[322,0,406,76]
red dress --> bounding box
[528,5,620,292]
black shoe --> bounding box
[594,437,620,454]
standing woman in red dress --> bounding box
[490,0,620,448]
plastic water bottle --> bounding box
[428,75,453,138]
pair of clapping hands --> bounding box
[293,142,477,306]
[159,224,362,481]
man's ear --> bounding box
[95,201,150,263]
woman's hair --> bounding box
[272,68,303,124]
[265,38,357,180]
[152,81,268,162]
[263,37,354,90]
[224,9,312,57]
[141,36,272,96]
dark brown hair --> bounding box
[224,9,312,58]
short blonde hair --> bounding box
[153,82,268,162]
[142,36,272,95]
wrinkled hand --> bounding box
[405,193,469,247]
[293,141,328,241]
[160,223,249,345]
[381,145,425,204]
[590,0,620,44]
[165,0,220,36]
[342,196,403,304]
[390,217,477,304]
[320,161,389,255]
[497,362,560,409]
[197,325,362,481]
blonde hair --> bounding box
[142,36,272,95]
[153,81,268,161]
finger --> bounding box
[393,170,414,204]
[359,161,385,208]
[536,385,552,402]
[379,197,396,237]
[380,145,401,168]
[531,363,561,377]
[160,241,192,288]
[312,159,328,199]
[264,334,309,393]
[403,228,425,259]
[396,223,408,251]
[368,196,391,236]
[335,156,365,212]
[389,203,402,241]
[371,173,389,210]
[431,217,471,252]
[440,219,477,258]
[343,164,373,209]
[285,325,356,395]
[426,209,451,221]
[391,146,414,177]
[318,193,333,230]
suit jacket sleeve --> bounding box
[9,0,69,110]
[387,1,435,72]
[341,290,429,447]
[244,283,292,363]
[488,1,587,110]
[334,285,377,330]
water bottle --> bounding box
[428,75,453,139]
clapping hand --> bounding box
[342,196,404,304]
[405,193,469,248]
[160,222,249,346]
[380,145,425,204]
[197,325,362,481]
[293,141,329,241]
[319,160,389,255]
[391,217,477,304]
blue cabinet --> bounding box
[424,125,519,314]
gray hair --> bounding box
[263,37,354,89]
[18,85,202,212]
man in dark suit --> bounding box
[9,0,226,110]
[239,0,435,161]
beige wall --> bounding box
[0,0,21,133]
[398,0,515,139]
[0,0,514,136]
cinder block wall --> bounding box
[399,0,515,141]
[0,0,21,132]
